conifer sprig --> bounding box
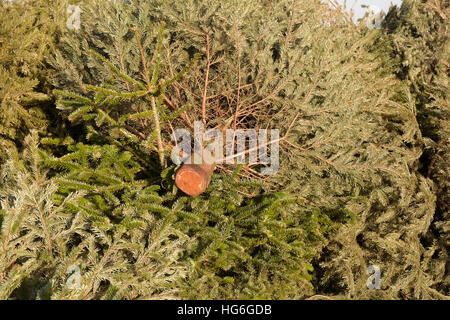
[53,21,200,170]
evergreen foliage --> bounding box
[171,175,353,299]
[1,132,191,299]
[2,133,351,299]
[0,0,448,300]
[45,0,359,298]
[0,0,55,162]
[314,0,448,299]
[381,0,449,296]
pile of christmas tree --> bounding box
[0,0,448,299]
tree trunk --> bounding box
[175,162,215,196]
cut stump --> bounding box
[175,162,215,196]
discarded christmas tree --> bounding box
[0,0,448,300]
